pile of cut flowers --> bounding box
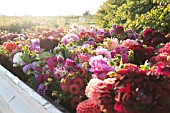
[0,24,170,113]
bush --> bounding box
[95,0,170,34]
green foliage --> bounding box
[95,0,170,34]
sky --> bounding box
[0,0,107,16]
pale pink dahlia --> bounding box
[85,78,106,100]
[122,39,138,47]
[95,48,111,58]
[103,38,120,51]
[78,53,92,63]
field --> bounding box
[0,15,96,33]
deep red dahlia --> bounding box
[40,37,58,51]
[114,64,170,113]
[142,29,167,47]
[115,26,124,35]
[129,45,154,65]
[142,28,153,38]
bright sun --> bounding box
[0,0,106,16]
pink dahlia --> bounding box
[60,83,69,93]
[61,33,80,45]
[76,99,101,113]
[69,84,81,95]
[77,53,92,63]
[158,42,170,53]
[73,77,84,88]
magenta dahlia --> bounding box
[89,55,114,79]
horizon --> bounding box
[0,0,106,16]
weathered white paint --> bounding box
[0,65,67,113]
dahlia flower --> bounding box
[73,77,84,88]
[77,53,92,63]
[31,39,40,46]
[110,46,129,64]
[85,78,104,100]
[95,48,111,58]
[129,44,154,65]
[46,56,58,70]
[29,45,42,54]
[3,41,18,53]
[40,36,58,51]
[22,63,32,73]
[69,84,81,95]
[89,55,114,79]
[142,28,166,47]
[85,78,116,113]
[37,74,51,83]
[103,38,120,51]
[61,33,80,45]
[114,63,170,113]
[76,99,101,113]
[13,52,25,66]
[37,83,48,96]
[122,39,138,47]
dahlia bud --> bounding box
[57,55,64,63]
[47,78,52,82]
[52,92,57,97]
